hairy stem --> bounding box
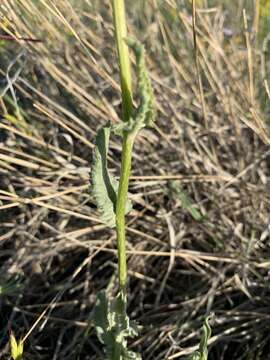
[112,0,133,291]
[115,133,134,290]
[112,0,133,122]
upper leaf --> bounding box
[92,124,118,227]
[113,38,156,138]
[91,124,132,227]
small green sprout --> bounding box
[169,181,205,223]
[10,333,24,360]
[189,316,212,360]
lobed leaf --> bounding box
[93,290,141,360]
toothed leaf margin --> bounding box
[93,290,141,360]
[91,124,132,227]
[112,38,156,138]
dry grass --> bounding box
[0,1,270,359]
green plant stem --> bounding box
[112,0,134,291]
[115,133,134,290]
[112,0,133,122]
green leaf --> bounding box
[113,38,155,138]
[189,352,201,360]
[169,181,205,223]
[189,316,212,360]
[91,124,132,227]
[10,334,24,360]
[93,290,141,360]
